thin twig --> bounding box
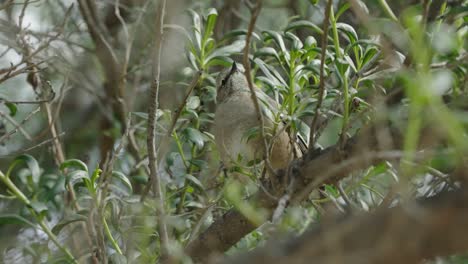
[0,110,32,140]
[421,0,432,31]
[146,0,170,258]
[140,65,202,202]
[0,132,65,158]
[308,0,333,148]
[243,0,274,174]
[0,107,40,144]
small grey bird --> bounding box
[213,62,306,173]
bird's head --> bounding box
[216,62,248,103]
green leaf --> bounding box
[5,102,17,116]
[91,168,102,184]
[324,184,339,196]
[262,30,287,53]
[335,3,351,20]
[361,46,380,69]
[205,40,246,63]
[186,96,200,110]
[29,201,48,215]
[308,0,319,5]
[205,56,234,68]
[285,32,303,50]
[111,171,133,194]
[0,214,35,228]
[285,20,323,35]
[304,36,317,48]
[185,174,204,190]
[60,159,88,173]
[182,127,206,149]
[202,8,218,47]
[189,159,208,170]
[336,23,358,44]
[67,170,91,190]
[52,214,87,235]
[220,29,260,42]
[254,47,281,63]
[253,57,287,87]
[188,9,202,53]
[133,175,148,184]
[7,154,41,185]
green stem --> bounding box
[177,144,197,214]
[378,0,398,22]
[288,58,296,116]
[340,76,350,141]
[330,7,350,145]
[35,213,78,263]
[0,170,77,263]
[173,131,189,168]
[0,174,30,205]
[330,8,342,59]
[102,214,123,255]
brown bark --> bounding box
[186,123,410,262]
[222,190,468,264]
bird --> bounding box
[213,62,306,176]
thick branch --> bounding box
[223,190,468,264]
[186,123,407,262]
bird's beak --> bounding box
[231,62,238,72]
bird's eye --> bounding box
[221,78,227,86]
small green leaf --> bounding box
[324,185,339,196]
[262,30,287,53]
[91,168,102,184]
[285,20,323,35]
[304,36,317,48]
[202,8,218,47]
[254,47,281,63]
[185,174,204,190]
[336,23,358,44]
[60,159,88,173]
[5,102,17,116]
[52,214,87,235]
[220,29,260,42]
[0,214,35,228]
[205,40,246,63]
[112,171,133,194]
[182,127,205,149]
[7,155,41,185]
[133,175,148,184]
[186,96,200,110]
[29,201,48,215]
[67,170,91,189]
[335,3,351,20]
[285,32,303,50]
[361,46,380,69]
[308,0,319,5]
[188,9,202,52]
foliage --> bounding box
[0,0,467,263]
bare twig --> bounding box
[242,0,274,174]
[0,0,14,10]
[140,69,202,201]
[0,132,66,158]
[0,107,40,144]
[0,110,33,140]
[308,0,332,148]
[146,0,170,258]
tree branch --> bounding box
[146,0,170,258]
[222,189,468,264]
